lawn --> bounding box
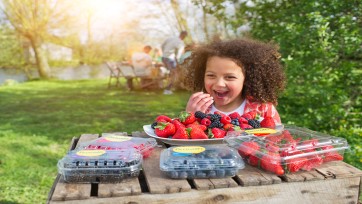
[0,79,360,203]
[0,79,191,203]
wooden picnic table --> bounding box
[47,132,362,204]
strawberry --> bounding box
[321,145,343,162]
[228,112,241,120]
[302,154,323,171]
[154,122,176,138]
[187,123,207,131]
[189,126,208,139]
[260,117,276,128]
[179,111,196,125]
[209,128,226,139]
[238,141,260,157]
[238,117,249,124]
[214,111,225,117]
[172,127,189,140]
[242,111,257,120]
[171,119,185,130]
[287,157,308,173]
[155,115,172,122]
[240,123,253,130]
[248,154,260,167]
[260,152,284,175]
[220,115,231,125]
[265,142,279,152]
[200,118,211,126]
[223,123,234,131]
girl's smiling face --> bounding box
[204,56,245,112]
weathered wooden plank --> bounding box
[131,131,149,138]
[51,134,99,201]
[49,177,361,204]
[192,179,215,190]
[98,178,142,197]
[209,177,239,188]
[315,161,362,179]
[235,165,281,186]
[51,177,92,201]
[282,170,325,182]
[142,146,192,194]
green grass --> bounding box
[0,79,190,204]
[0,79,360,203]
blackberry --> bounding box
[195,111,207,119]
[151,121,158,129]
[209,121,222,128]
[231,119,239,126]
[248,119,261,128]
[209,114,221,122]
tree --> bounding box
[1,0,74,78]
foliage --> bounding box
[0,24,26,68]
[202,0,362,169]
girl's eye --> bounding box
[226,76,237,80]
[205,74,215,78]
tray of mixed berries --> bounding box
[224,126,349,175]
[143,111,283,146]
[75,134,158,158]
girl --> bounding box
[184,38,286,124]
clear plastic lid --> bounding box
[76,134,158,158]
[57,148,142,183]
[160,145,245,179]
[224,126,349,175]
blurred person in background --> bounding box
[161,31,188,95]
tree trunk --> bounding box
[30,36,50,79]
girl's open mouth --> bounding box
[214,90,228,98]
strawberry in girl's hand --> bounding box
[260,117,276,128]
[155,122,176,138]
[209,128,226,139]
[155,115,172,122]
[242,111,257,120]
[172,127,189,140]
[190,127,208,139]
[179,111,196,125]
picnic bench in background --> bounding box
[106,61,167,90]
[47,132,362,204]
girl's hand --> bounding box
[186,92,214,113]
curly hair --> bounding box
[183,38,286,105]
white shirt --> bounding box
[161,37,185,61]
[209,100,246,115]
[131,52,152,76]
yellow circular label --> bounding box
[76,150,106,157]
[245,128,277,134]
[173,146,205,154]
[104,135,132,142]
